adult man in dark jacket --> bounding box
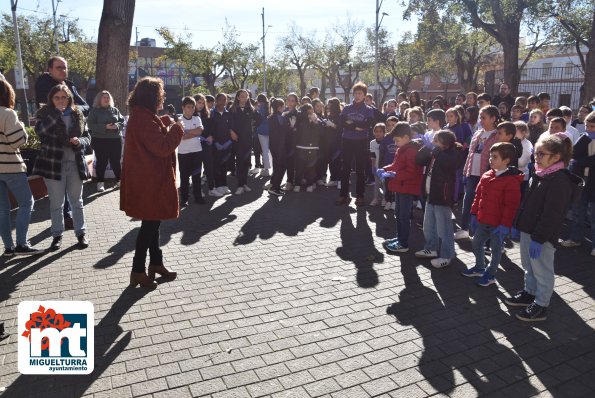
[35,57,89,116]
[492,83,515,109]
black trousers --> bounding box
[178,151,203,201]
[201,142,215,190]
[213,146,232,187]
[235,144,251,187]
[93,137,122,182]
[132,220,162,273]
[295,148,319,186]
[340,138,368,198]
[270,150,287,191]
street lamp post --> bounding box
[261,8,271,96]
[374,0,388,105]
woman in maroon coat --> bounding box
[121,77,183,289]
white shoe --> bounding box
[209,189,223,197]
[370,198,379,206]
[326,180,338,187]
[218,186,231,195]
[559,239,581,248]
[381,199,387,207]
[454,229,469,240]
[384,201,393,211]
[337,181,341,190]
[293,185,301,193]
[306,184,315,193]
[415,249,438,258]
[284,183,294,191]
[416,200,422,209]
[431,258,452,268]
[97,182,105,192]
[390,202,396,210]
[249,168,260,175]
[260,169,270,177]
[316,179,326,186]
[591,248,595,257]
[234,187,245,195]
[243,184,252,192]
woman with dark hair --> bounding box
[193,93,218,197]
[0,79,41,256]
[33,84,91,251]
[409,91,422,109]
[121,77,183,289]
[87,90,125,192]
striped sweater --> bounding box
[0,106,27,173]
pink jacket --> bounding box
[463,129,498,177]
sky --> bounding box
[2,0,418,56]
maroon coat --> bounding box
[120,106,183,220]
[384,141,424,196]
[471,167,523,227]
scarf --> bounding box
[535,160,565,177]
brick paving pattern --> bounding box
[0,175,594,397]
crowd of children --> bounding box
[170,82,593,322]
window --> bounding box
[543,63,553,77]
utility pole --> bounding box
[135,27,139,83]
[261,8,266,95]
[10,0,30,126]
[374,0,388,105]
[51,0,60,54]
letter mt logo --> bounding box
[18,301,94,374]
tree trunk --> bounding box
[581,9,595,105]
[95,0,135,110]
[501,28,520,96]
[320,73,327,101]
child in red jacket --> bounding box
[380,122,424,252]
[462,142,523,286]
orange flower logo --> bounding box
[21,305,72,350]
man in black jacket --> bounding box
[35,57,89,116]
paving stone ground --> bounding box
[0,172,594,398]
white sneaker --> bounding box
[249,168,260,175]
[260,169,270,177]
[209,189,223,197]
[293,185,301,193]
[243,184,252,192]
[454,229,470,240]
[381,199,387,207]
[337,181,341,190]
[218,186,231,195]
[97,182,105,192]
[234,187,245,195]
[431,258,452,268]
[415,249,438,258]
[284,183,294,191]
[591,248,595,257]
[390,202,396,210]
[559,239,581,248]
[306,184,315,193]
[326,180,338,187]
[384,201,393,211]
[316,179,326,186]
[370,198,379,206]
[416,200,422,209]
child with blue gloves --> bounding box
[505,133,583,321]
[461,142,523,286]
[380,122,424,252]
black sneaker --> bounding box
[504,290,535,307]
[180,200,189,208]
[15,243,43,256]
[267,188,284,196]
[50,236,62,251]
[3,248,15,257]
[516,302,547,322]
[77,234,89,249]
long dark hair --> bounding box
[466,106,479,126]
[409,91,421,107]
[0,79,15,109]
[193,93,210,120]
[256,93,270,117]
[128,77,164,114]
[231,89,254,112]
[327,97,341,119]
[480,105,501,130]
[47,84,75,111]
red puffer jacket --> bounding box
[471,167,524,227]
[384,141,424,196]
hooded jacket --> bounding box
[514,169,584,244]
[471,167,524,227]
[384,140,424,196]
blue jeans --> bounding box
[423,203,455,259]
[472,222,505,275]
[520,232,556,307]
[44,161,85,237]
[0,172,33,248]
[460,175,480,230]
[395,193,414,247]
[566,189,595,249]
